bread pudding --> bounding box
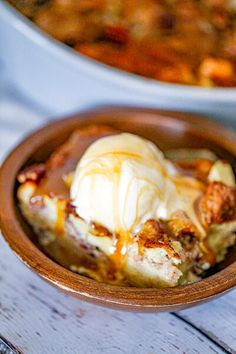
[9,0,236,87]
[17,126,236,287]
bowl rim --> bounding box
[1,1,236,104]
[0,106,236,312]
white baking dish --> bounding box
[0,1,236,121]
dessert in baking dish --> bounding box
[9,0,236,86]
[17,126,236,287]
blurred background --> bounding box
[1,0,236,128]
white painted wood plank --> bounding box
[0,103,46,162]
[0,73,49,154]
[0,234,225,354]
[178,291,236,353]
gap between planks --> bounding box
[172,313,232,354]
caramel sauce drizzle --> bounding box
[110,232,133,268]
[55,200,66,235]
[22,128,224,277]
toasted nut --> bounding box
[91,222,112,237]
[17,164,46,184]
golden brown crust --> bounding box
[137,219,180,259]
[167,211,200,247]
[199,181,236,227]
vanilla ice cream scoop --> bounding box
[70,133,204,234]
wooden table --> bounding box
[0,81,235,354]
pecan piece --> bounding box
[103,25,129,45]
[91,222,112,237]
[17,163,46,184]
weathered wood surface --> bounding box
[0,234,229,354]
[0,83,235,354]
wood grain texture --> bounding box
[0,234,228,354]
[178,292,236,353]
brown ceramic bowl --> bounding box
[0,107,236,312]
